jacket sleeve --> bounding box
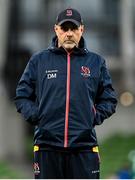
[14,54,39,125]
[94,58,117,126]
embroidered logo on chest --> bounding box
[81,66,91,77]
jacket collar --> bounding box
[48,36,88,55]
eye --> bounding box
[70,26,78,31]
[61,26,78,32]
[61,26,69,32]
[60,23,79,32]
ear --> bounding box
[54,24,58,32]
[80,25,84,33]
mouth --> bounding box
[64,40,76,44]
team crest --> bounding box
[33,162,40,175]
[81,66,91,77]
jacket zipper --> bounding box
[64,52,71,148]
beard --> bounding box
[62,40,77,51]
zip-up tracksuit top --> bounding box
[15,36,117,149]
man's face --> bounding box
[54,22,84,52]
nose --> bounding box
[66,29,73,36]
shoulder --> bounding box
[32,49,50,59]
[87,51,105,64]
[29,49,51,64]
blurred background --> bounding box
[0,0,135,178]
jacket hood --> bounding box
[48,36,88,55]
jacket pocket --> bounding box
[38,97,65,129]
[30,104,40,125]
[91,103,97,127]
[92,105,96,117]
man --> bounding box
[15,8,117,179]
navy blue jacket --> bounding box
[15,36,117,148]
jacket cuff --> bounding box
[26,105,39,125]
[93,111,103,126]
